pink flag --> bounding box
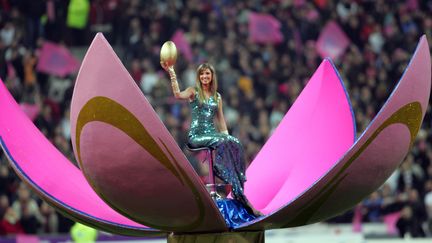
[383,212,401,235]
[171,30,193,62]
[36,42,80,77]
[47,0,55,21]
[293,0,306,7]
[20,103,40,121]
[316,21,350,60]
[7,62,16,78]
[352,205,362,232]
[248,12,283,44]
[16,234,39,243]
[406,0,418,11]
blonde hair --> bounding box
[195,63,218,105]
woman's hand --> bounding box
[160,61,174,73]
[160,61,168,71]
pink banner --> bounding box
[383,212,401,235]
[406,0,419,11]
[248,12,283,44]
[47,0,55,21]
[293,0,306,7]
[36,42,80,77]
[16,234,39,243]
[171,30,193,62]
[352,205,362,232]
[7,62,16,78]
[316,21,350,60]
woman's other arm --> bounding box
[216,94,229,134]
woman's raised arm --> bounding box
[161,61,194,100]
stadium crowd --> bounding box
[0,0,432,238]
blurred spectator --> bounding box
[425,180,432,234]
[0,194,10,221]
[0,207,23,235]
[66,0,91,46]
[407,189,428,230]
[396,204,426,238]
[363,191,383,222]
[70,222,98,243]
[11,183,43,234]
[397,155,425,194]
[0,21,15,46]
[40,201,58,233]
[34,104,56,138]
[16,0,45,48]
[0,164,16,199]
[140,59,160,95]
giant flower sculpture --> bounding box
[0,34,430,242]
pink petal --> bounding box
[240,36,430,230]
[0,80,160,236]
[245,59,355,213]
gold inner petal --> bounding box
[75,96,206,231]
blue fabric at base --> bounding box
[216,198,256,228]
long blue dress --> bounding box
[187,91,251,210]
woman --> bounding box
[161,62,260,216]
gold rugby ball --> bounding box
[160,41,177,66]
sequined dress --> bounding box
[188,91,250,209]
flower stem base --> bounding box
[167,231,264,243]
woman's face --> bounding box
[199,68,212,86]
